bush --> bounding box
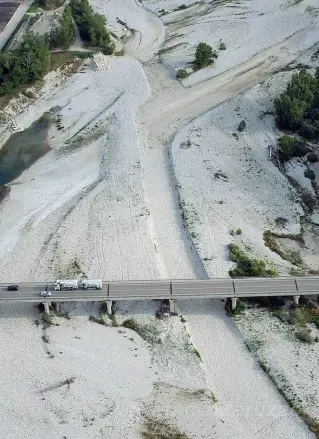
[237,120,246,132]
[176,3,187,9]
[304,169,315,180]
[99,301,109,315]
[38,0,63,9]
[299,121,317,140]
[236,228,242,235]
[122,318,138,331]
[278,135,308,161]
[219,41,226,50]
[194,42,217,70]
[50,6,76,49]
[295,328,313,344]
[228,243,278,277]
[176,69,189,80]
[307,152,318,163]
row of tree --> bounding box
[275,68,319,141]
[70,0,114,54]
[0,33,50,95]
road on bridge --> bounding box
[0,277,318,303]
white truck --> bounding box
[54,279,78,291]
[82,279,102,290]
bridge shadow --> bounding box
[0,298,230,319]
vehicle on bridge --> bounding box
[82,279,102,290]
[7,284,19,291]
[40,291,51,297]
[54,279,78,291]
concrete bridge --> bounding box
[1,277,319,314]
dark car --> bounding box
[7,285,19,291]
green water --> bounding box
[0,112,54,186]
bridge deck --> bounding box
[0,277,318,302]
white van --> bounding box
[82,279,102,290]
[40,291,52,297]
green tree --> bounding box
[0,32,50,95]
[194,42,217,70]
[275,69,319,140]
[70,0,114,53]
[50,7,76,49]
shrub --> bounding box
[237,120,246,132]
[304,169,315,180]
[176,3,187,10]
[176,69,189,80]
[236,228,242,235]
[307,152,318,163]
[219,41,226,50]
[299,121,317,140]
[99,301,109,315]
[89,315,105,325]
[122,318,138,331]
[295,328,313,344]
[278,135,308,161]
[43,312,53,328]
[194,42,217,70]
[228,243,278,277]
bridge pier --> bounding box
[43,302,50,314]
[169,299,175,313]
[106,300,113,315]
[293,295,300,306]
[231,297,237,311]
[55,303,61,314]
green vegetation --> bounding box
[89,315,105,325]
[159,8,168,16]
[291,306,319,329]
[228,243,278,277]
[175,3,188,10]
[307,152,318,163]
[0,33,50,95]
[50,6,76,49]
[141,416,189,439]
[176,69,189,80]
[122,318,161,344]
[43,312,53,329]
[227,298,245,315]
[194,42,217,70]
[70,0,114,54]
[236,227,242,235]
[99,301,109,315]
[304,169,315,180]
[277,135,308,161]
[219,41,226,50]
[237,120,246,132]
[295,327,314,343]
[275,69,319,141]
[37,0,64,10]
[263,230,304,266]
